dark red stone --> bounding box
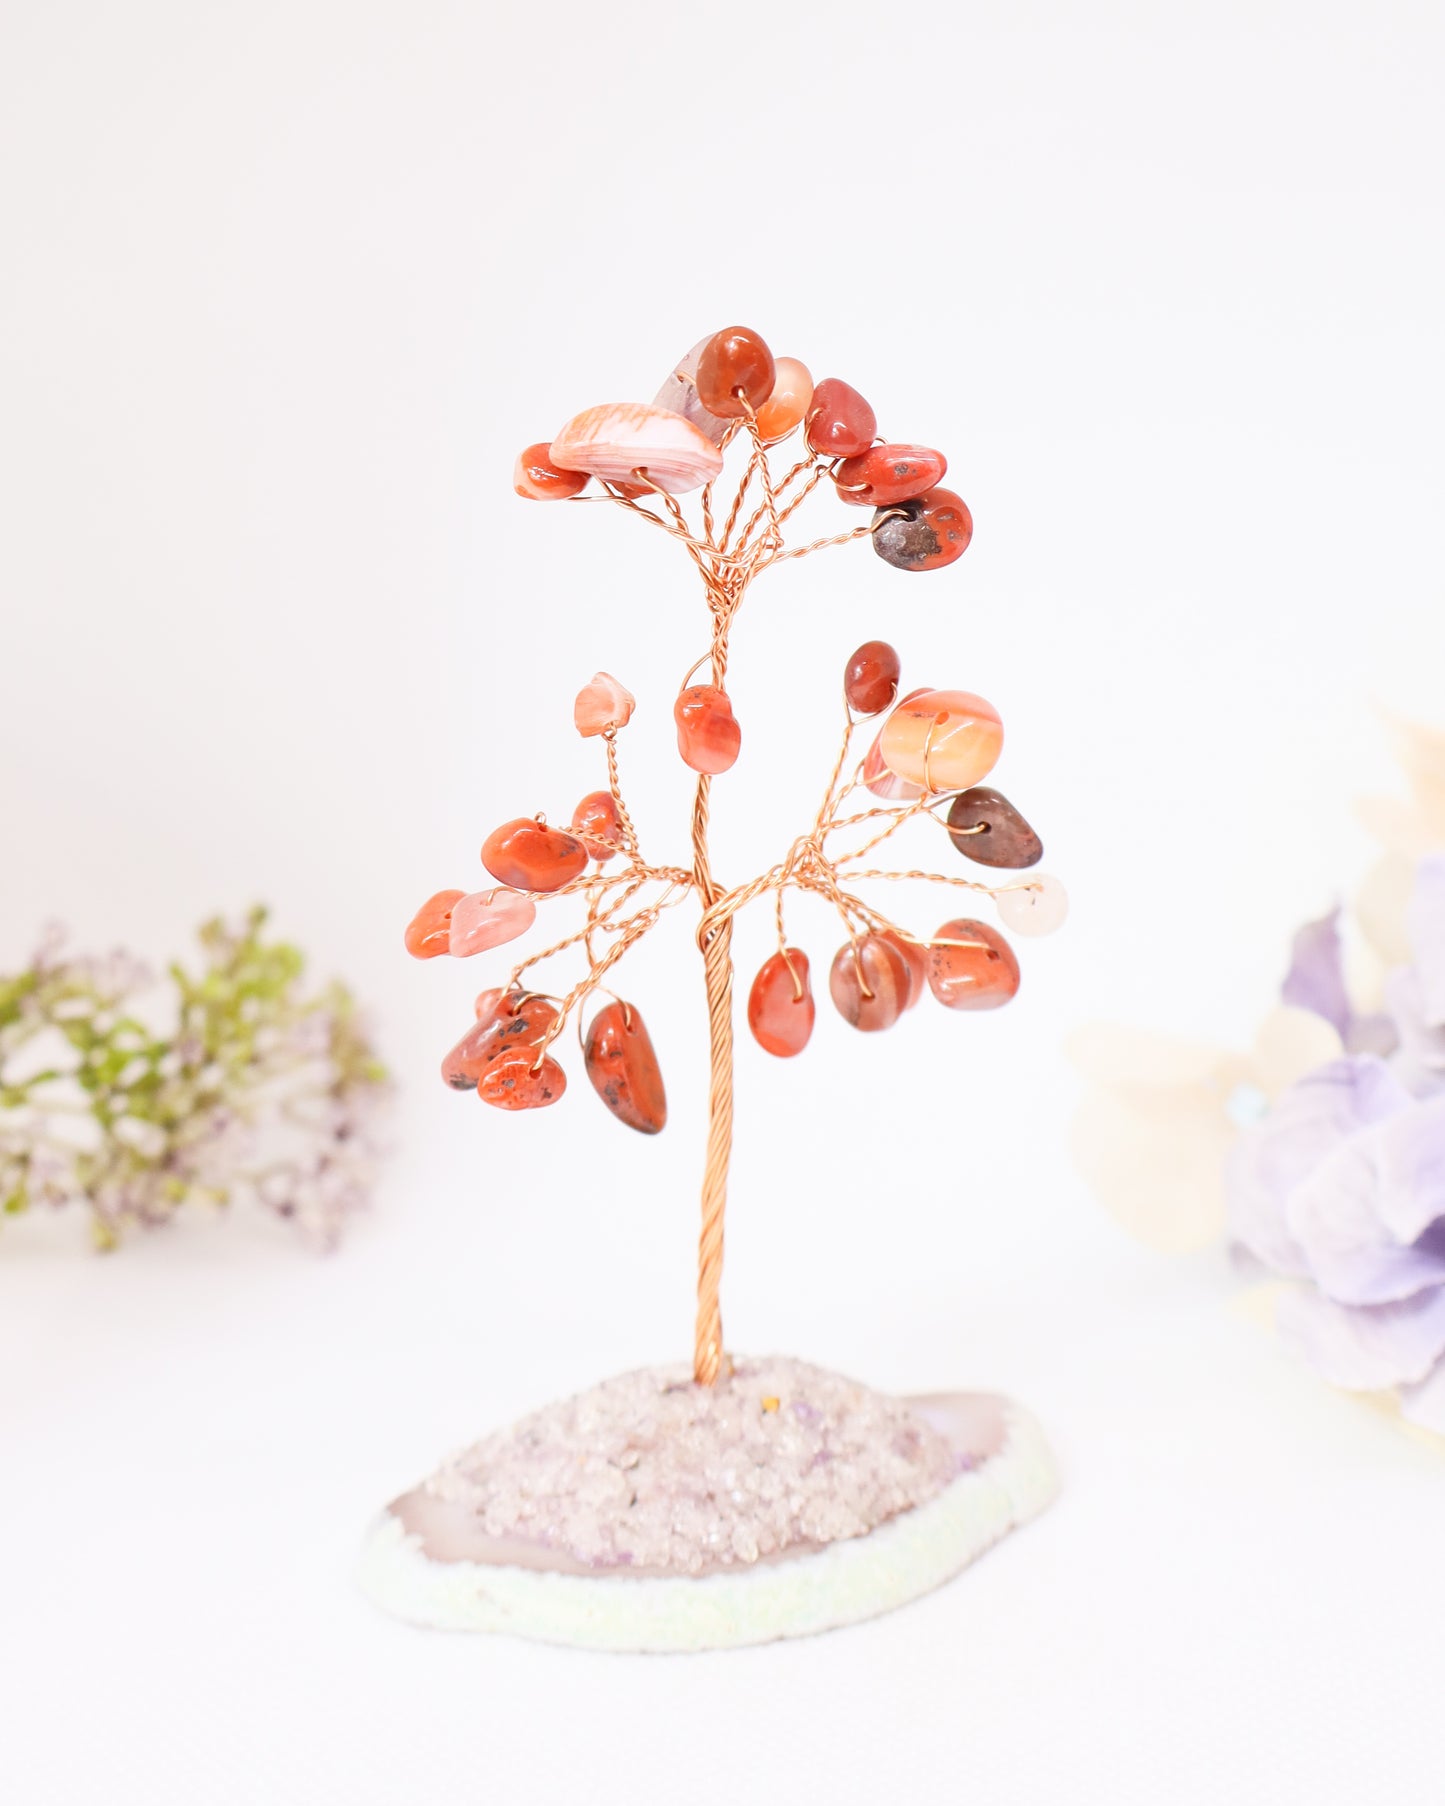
[695,327,776,418]
[946,788,1043,869]
[584,1000,667,1133]
[844,640,901,716]
[805,379,876,458]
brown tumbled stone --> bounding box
[945,787,1043,869]
[828,934,912,1032]
[871,488,973,572]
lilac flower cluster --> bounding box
[0,909,389,1250]
[1227,856,1445,1432]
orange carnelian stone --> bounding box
[805,378,877,458]
[571,790,623,862]
[927,918,1020,1010]
[695,327,776,418]
[443,992,562,1090]
[872,487,973,572]
[836,444,946,508]
[828,934,912,1032]
[404,889,465,959]
[878,689,1003,795]
[484,991,562,1048]
[754,357,813,444]
[584,1000,667,1133]
[442,1020,496,1090]
[479,1049,567,1110]
[514,444,588,501]
[879,931,929,1010]
[862,687,928,800]
[481,818,589,893]
[844,640,900,716]
[747,949,815,1057]
[674,685,741,774]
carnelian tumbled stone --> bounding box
[479,1049,567,1110]
[754,357,813,444]
[805,379,876,458]
[747,949,815,1057]
[836,445,947,508]
[404,889,465,959]
[828,934,912,1032]
[571,790,623,863]
[486,991,562,1049]
[442,992,562,1091]
[584,1000,667,1134]
[695,327,776,418]
[514,444,588,501]
[872,487,973,572]
[878,689,1003,795]
[844,640,901,716]
[481,819,589,893]
[442,1023,493,1090]
[927,918,1020,1010]
[674,685,741,774]
[879,931,929,1011]
[861,687,928,799]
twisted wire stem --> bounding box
[690,589,735,1383]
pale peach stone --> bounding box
[861,688,928,800]
[878,690,1003,794]
[447,889,536,958]
[574,672,635,737]
[653,337,731,447]
[550,403,724,495]
[996,873,1069,937]
[754,357,814,444]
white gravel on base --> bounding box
[358,1389,1058,1653]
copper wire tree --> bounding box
[405,326,1065,1386]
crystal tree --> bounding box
[405,326,1067,1388]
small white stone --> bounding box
[996,872,1069,937]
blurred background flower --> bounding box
[1072,717,1445,1438]
[0,907,389,1250]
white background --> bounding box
[2,2,1444,1801]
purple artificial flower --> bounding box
[1226,855,1445,1433]
[1281,905,1397,1057]
[1280,907,1354,1043]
